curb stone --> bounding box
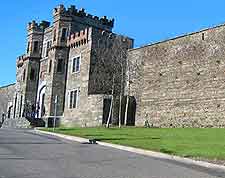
[34,129,225,172]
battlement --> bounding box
[53,5,114,28]
[27,20,50,31]
[67,28,91,48]
[16,54,27,67]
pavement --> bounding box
[0,128,225,178]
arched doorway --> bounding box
[36,83,46,118]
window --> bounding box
[49,60,52,73]
[202,33,205,40]
[72,56,81,73]
[53,29,56,41]
[61,28,67,42]
[57,59,64,73]
[46,41,51,57]
[19,95,23,118]
[23,69,26,81]
[33,41,39,53]
[13,95,17,118]
[69,89,79,109]
[30,68,35,81]
[27,42,30,54]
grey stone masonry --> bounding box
[0,84,15,120]
[128,24,225,128]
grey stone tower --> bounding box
[13,21,49,118]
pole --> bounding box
[53,95,58,132]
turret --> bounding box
[26,20,50,57]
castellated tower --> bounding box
[37,4,116,123]
[13,21,49,118]
[12,4,133,127]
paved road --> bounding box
[0,129,224,178]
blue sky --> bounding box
[1,0,225,86]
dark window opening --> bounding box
[13,95,17,118]
[46,41,52,57]
[33,41,39,53]
[41,94,45,117]
[53,29,56,41]
[57,59,64,73]
[69,90,78,109]
[23,69,26,81]
[19,95,23,118]
[72,56,80,73]
[30,68,35,81]
[49,60,52,73]
[202,33,205,40]
[61,28,67,42]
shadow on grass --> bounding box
[85,137,161,142]
[160,148,174,154]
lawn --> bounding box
[41,127,225,160]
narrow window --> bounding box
[73,90,78,108]
[41,93,45,117]
[33,41,39,53]
[27,42,30,54]
[202,33,205,40]
[49,60,52,73]
[72,56,81,73]
[53,29,56,41]
[69,91,74,109]
[61,28,67,42]
[46,42,49,57]
[19,95,23,117]
[69,89,79,109]
[23,69,26,81]
[13,95,17,118]
[57,59,64,73]
[30,68,35,80]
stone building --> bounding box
[9,4,133,127]
[2,4,225,128]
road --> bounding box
[0,128,224,178]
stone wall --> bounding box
[0,84,15,119]
[128,24,225,128]
[63,28,103,127]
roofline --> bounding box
[129,22,225,52]
[0,83,16,89]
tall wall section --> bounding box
[0,84,15,118]
[128,24,225,128]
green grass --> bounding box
[41,127,225,160]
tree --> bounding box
[89,30,133,128]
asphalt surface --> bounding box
[0,128,224,178]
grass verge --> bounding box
[41,127,225,160]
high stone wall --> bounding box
[128,24,225,128]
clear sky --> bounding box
[1,0,225,87]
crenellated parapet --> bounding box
[27,20,50,32]
[16,54,28,68]
[53,5,114,28]
[67,28,91,48]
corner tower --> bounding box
[13,21,49,118]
